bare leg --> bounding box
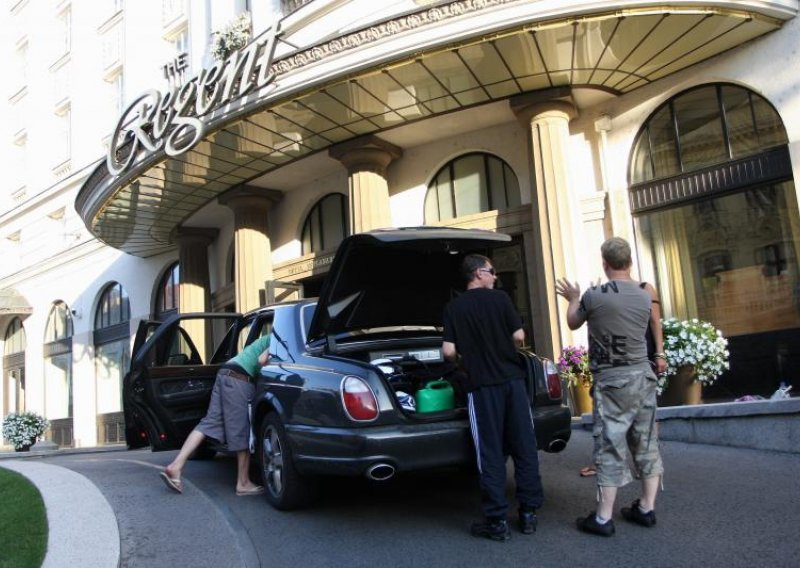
[597,485,617,520]
[165,429,206,483]
[639,475,660,511]
[235,449,262,493]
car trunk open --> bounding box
[307,227,512,345]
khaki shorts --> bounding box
[592,367,663,487]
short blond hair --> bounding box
[601,237,632,270]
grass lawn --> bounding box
[0,467,47,568]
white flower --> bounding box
[658,318,730,394]
[2,412,49,450]
[211,12,252,61]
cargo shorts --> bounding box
[592,365,663,487]
[196,368,255,452]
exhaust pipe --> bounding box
[547,438,567,453]
[366,463,396,481]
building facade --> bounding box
[2,0,799,448]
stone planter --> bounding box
[659,365,702,406]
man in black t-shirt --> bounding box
[443,254,544,542]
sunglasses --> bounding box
[478,267,496,275]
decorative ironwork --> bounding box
[629,145,792,214]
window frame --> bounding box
[424,152,520,223]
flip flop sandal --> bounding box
[236,485,265,496]
[159,471,183,494]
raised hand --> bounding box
[555,278,581,302]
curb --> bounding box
[0,444,128,460]
[1,460,121,568]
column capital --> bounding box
[329,135,403,176]
[171,226,219,246]
[218,185,283,211]
[510,87,577,124]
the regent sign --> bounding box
[107,25,281,176]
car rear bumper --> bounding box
[534,404,572,452]
[286,403,572,477]
[287,419,474,477]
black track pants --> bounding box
[467,378,544,519]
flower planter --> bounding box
[571,381,593,415]
[659,365,702,406]
[14,441,34,452]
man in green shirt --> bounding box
[159,334,270,496]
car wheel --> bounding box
[258,412,317,510]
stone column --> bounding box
[329,135,402,234]
[172,227,217,360]
[173,227,217,313]
[219,186,282,313]
[511,90,579,360]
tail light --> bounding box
[544,359,562,400]
[341,376,379,421]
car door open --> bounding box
[123,313,241,450]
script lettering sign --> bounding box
[107,25,281,176]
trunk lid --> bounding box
[307,227,511,344]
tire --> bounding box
[257,412,317,510]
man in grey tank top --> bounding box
[556,237,666,537]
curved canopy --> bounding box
[76,2,795,257]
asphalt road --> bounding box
[40,430,799,568]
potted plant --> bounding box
[211,12,252,61]
[659,318,730,405]
[2,411,49,452]
[558,345,593,415]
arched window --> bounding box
[95,281,130,330]
[630,83,796,400]
[155,262,179,319]
[3,318,26,415]
[424,153,521,223]
[301,193,348,254]
[94,282,131,445]
[44,302,74,446]
[4,317,26,355]
[630,83,787,185]
[44,301,73,343]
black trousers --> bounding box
[467,378,544,519]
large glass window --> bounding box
[632,85,796,399]
[3,318,26,416]
[4,318,26,355]
[630,84,787,184]
[44,302,74,446]
[424,153,521,223]
[95,282,130,329]
[301,193,348,254]
[94,282,130,444]
[155,262,180,319]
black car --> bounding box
[123,227,571,509]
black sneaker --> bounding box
[621,499,656,527]
[518,509,538,534]
[471,518,510,542]
[576,513,615,536]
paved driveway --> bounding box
[40,429,799,567]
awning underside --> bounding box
[86,7,785,257]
